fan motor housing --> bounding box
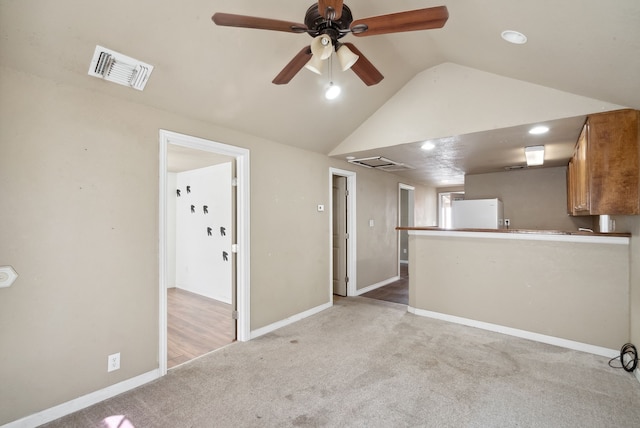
[304,3,353,41]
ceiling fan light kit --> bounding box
[311,34,334,59]
[336,44,359,71]
[325,82,341,100]
[304,54,325,74]
[212,1,449,87]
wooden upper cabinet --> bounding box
[567,157,575,214]
[573,124,590,214]
[567,109,640,216]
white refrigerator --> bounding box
[451,198,505,229]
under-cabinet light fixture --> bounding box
[525,145,545,166]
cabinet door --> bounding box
[588,109,640,215]
[573,124,590,214]
[567,158,575,215]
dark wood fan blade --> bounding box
[272,46,313,85]
[351,6,449,37]
[212,13,308,33]
[343,43,384,86]
[318,0,343,20]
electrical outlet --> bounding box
[108,352,120,372]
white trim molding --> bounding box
[3,370,160,428]
[250,302,333,339]
[159,130,251,377]
[408,306,619,358]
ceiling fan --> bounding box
[212,1,449,86]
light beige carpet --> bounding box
[43,297,640,427]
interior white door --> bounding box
[332,175,347,296]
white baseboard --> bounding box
[250,301,333,339]
[408,306,618,358]
[3,369,161,428]
[355,276,400,296]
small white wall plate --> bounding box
[0,266,18,288]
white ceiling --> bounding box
[2,0,639,185]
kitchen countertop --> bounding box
[396,226,631,238]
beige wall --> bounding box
[409,233,630,349]
[631,218,640,350]
[616,216,640,350]
[0,66,405,424]
[331,63,625,156]
[465,167,593,231]
[353,167,401,289]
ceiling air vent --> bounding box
[504,165,526,171]
[88,45,153,91]
[378,163,414,172]
[349,156,404,169]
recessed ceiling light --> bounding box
[501,30,527,44]
[529,125,549,135]
[421,141,436,150]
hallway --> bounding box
[360,264,408,305]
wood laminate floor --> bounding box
[360,264,408,305]
[167,288,235,369]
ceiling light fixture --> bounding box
[336,44,359,71]
[529,125,549,135]
[324,54,341,100]
[525,145,545,166]
[421,141,436,150]
[325,82,341,100]
[304,54,324,75]
[501,30,527,45]
[310,34,333,59]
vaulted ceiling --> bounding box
[1,0,639,185]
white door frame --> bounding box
[159,130,250,376]
[398,183,415,273]
[329,168,357,299]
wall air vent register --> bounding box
[88,45,154,91]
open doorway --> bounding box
[359,183,413,306]
[167,156,235,368]
[439,191,465,228]
[398,184,415,269]
[159,130,250,375]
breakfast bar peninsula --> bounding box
[397,226,631,356]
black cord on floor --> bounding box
[608,343,638,372]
